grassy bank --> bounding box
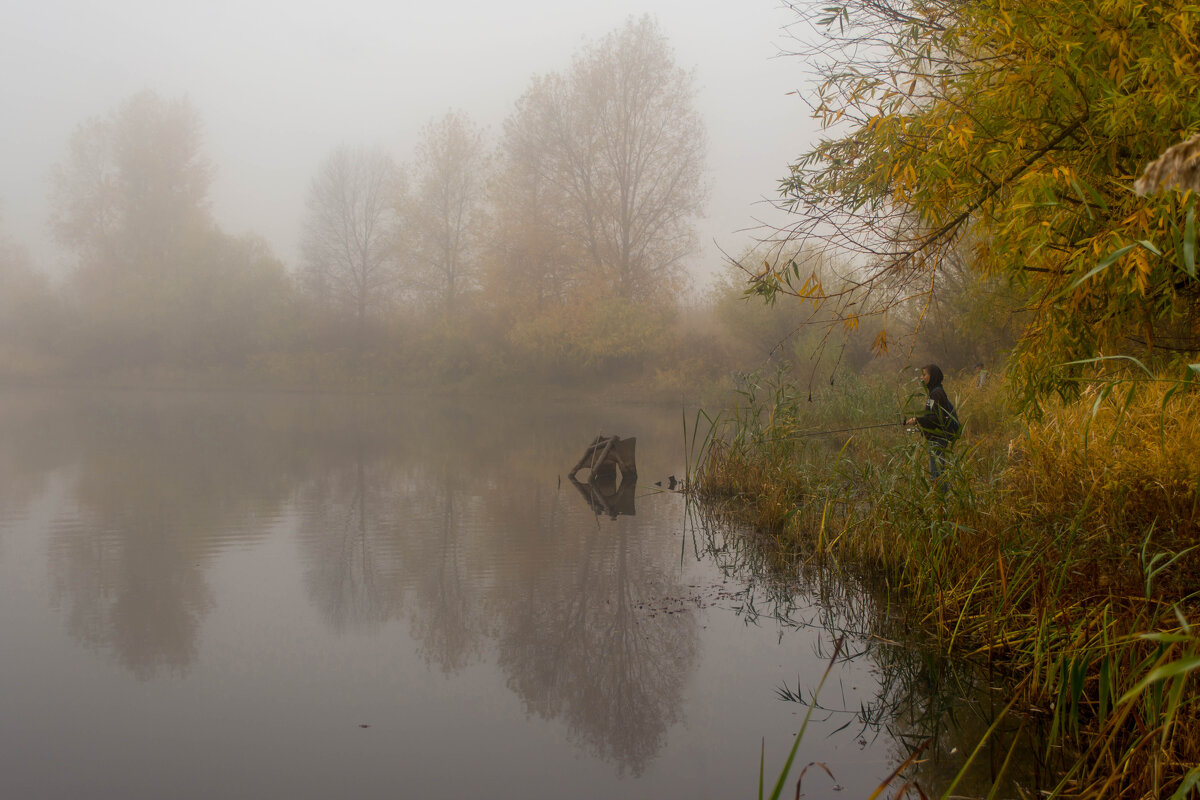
[693,368,1200,798]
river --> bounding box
[0,388,1032,799]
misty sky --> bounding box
[1,0,818,287]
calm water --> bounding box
[0,389,1022,799]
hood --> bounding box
[923,364,944,388]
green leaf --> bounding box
[1118,654,1200,706]
[1169,767,1200,800]
[1137,239,1164,256]
[1068,175,1105,217]
[1136,632,1196,645]
[1065,243,1137,292]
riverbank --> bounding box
[693,369,1200,798]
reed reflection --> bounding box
[688,505,1049,797]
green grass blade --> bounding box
[1169,766,1200,800]
[766,637,844,800]
[938,693,1020,800]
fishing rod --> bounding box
[783,421,904,439]
[740,421,908,445]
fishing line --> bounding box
[741,421,907,445]
[782,421,904,439]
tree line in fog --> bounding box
[0,16,1018,392]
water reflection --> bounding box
[394,470,489,675]
[7,389,1051,793]
[568,473,637,517]
[866,624,1053,796]
[46,394,301,679]
[13,390,695,776]
[0,392,79,540]
[688,502,1052,796]
[495,516,696,775]
[288,402,696,773]
[297,451,407,634]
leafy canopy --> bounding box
[759,0,1200,400]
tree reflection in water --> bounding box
[290,406,698,776]
[0,392,77,539]
[6,390,1070,794]
[495,518,696,776]
[293,411,494,673]
[23,391,704,778]
[45,393,300,680]
[297,450,407,635]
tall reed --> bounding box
[695,367,1200,798]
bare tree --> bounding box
[495,16,707,304]
[401,112,487,314]
[301,145,402,331]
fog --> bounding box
[1,0,814,284]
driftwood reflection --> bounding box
[568,474,637,518]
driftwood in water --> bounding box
[567,435,637,481]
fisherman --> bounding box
[905,364,959,492]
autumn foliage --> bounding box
[757,0,1200,397]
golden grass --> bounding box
[696,373,1200,798]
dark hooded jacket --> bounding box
[916,364,958,444]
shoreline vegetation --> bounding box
[692,366,1200,799]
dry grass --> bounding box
[696,373,1200,798]
[1003,382,1200,602]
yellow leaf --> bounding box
[1135,249,1151,294]
[872,328,888,355]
